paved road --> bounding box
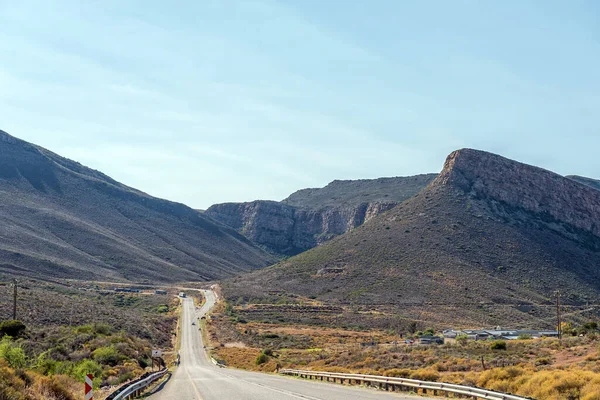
[149,290,427,400]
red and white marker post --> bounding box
[85,374,93,400]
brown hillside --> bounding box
[223,149,600,328]
[0,130,274,282]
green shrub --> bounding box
[490,340,507,351]
[92,346,123,366]
[534,357,552,366]
[75,325,94,334]
[73,360,102,386]
[93,323,112,336]
[54,361,75,377]
[583,321,598,331]
[256,353,269,365]
[138,357,150,369]
[263,349,274,357]
[0,337,27,369]
[456,334,469,346]
[517,334,533,340]
[117,370,135,384]
[156,305,169,313]
[0,320,26,338]
[35,351,58,375]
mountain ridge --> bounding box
[0,130,274,282]
[206,174,437,255]
[223,148,600,327]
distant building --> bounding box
[443,328,559,341]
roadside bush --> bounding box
[256,353,269,365]
[478,366,526,388]
[516,370,589,400]
[384,368,411,378]
[409,368,439,381]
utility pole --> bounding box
[12,279,17,320]
[556,291,562,345]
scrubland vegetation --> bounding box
[208,299,600,400]
[0,279,179,399]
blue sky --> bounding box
[1,0,599,208]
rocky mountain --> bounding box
[205,174,436,255]
[0,130,274,282]
[224,149,600,328]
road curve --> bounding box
[149,290,427,400]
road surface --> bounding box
[149,290,428,400]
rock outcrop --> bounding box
[436,149,600,238]
[205,175,436,255]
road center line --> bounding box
[216,370,323,400]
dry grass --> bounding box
[207,302,600,399]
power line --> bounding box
[12,279,17,320]
[556,291,562,345]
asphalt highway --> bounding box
[149,290,428,400]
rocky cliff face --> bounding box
[206,199,399,255]
[436,149,600,239]
[205,175,435,255]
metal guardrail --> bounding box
[280,369,532,400]
[106,369,169,400]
